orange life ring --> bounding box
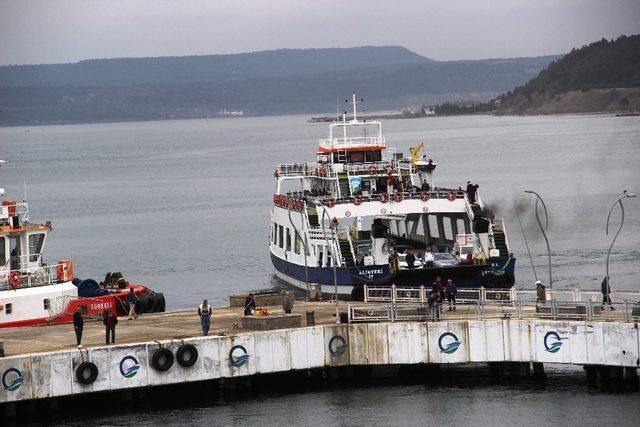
[420,191,430,202]
[353,196,362,206]
[447,191,456,201]
[8,271,21,288]
[368,165,377,175]
[394,192,404,202]
[379,193,389,203]
[324,198,336,208]
[56,264,65,280]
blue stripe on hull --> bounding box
[271,253,516,289]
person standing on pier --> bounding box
[601,276,613,309]
[536,281,546,303]
[103,309,118,345]
[445,279,457,311]
[127,287,138,320]
[198,299,212,336]
[73,306,84,347]
[282,290,293,314]
[244,293,256,316]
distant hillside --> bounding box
[0,46,431,87]
[0,46,558,125]
[496,35,640,113]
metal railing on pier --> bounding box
[364,285,640,305]
[349,300,640,323]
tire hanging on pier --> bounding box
[76,361,99,385]
[176,344,198,367]
[151,348,174,371]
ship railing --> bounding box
[363,285,640,306]
[0,201,30,224]
[275,163,338,179]
[318,136,385,150]
[348,300,640,323]
[314,189,466,207]
[0,264,60,290]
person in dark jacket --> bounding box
[536,280,546,303]
[103,309,118,345]
[445,279,457,311]
[126,287,138,320]
[405,252,416,269]
[73,306,84,347]
[198,299,212,336]
[281,290,293,314]
[601,276,612,309]
[244,293,256,316]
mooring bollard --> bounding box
[306,310,315,326]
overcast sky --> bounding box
[1,0,639,66]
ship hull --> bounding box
[271,252,515,298]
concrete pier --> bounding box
[1,300,639,416]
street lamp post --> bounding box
[524,190,552,289]
[314,201,340,323]
[605,190,637,286]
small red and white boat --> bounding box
[0,180,164,328]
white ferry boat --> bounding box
[0,168,165,327]
[270,92,515,299]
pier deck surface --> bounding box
[1,300,630,357]
[1,301,348,356]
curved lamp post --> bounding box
[314,200,340,323]
[524,190,552,289]
[605,190,637,285]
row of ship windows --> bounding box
[271,223,309,256]
[2,299,50,315]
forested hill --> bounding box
[0,46,558,125]
[495,35,640,113]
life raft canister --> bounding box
[394,192,404,202]
[353,196,362,206]
[8,271,21,288]
[324,198,336,208]
[447,191,456,201]
[379,193,389,203]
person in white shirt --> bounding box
[424,247,435,268]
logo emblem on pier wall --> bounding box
[229,345,249,367]
[438,332,460,354]
[328,336,348,357]
[543,331,563,353]
[119,355,141,378]
[2,368,24,391]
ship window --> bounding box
[5,303,12,314]
[294,231,301,254]
[365,151,382,162]
[9,237,21,270]
[0,236,5,266]
[286,228,292,252]
[349,151,364,163]
[278,225,284,248]
[43,299,50,310]
[28,233,45,262]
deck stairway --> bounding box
[337,173,350,199]
[338,238,356,267]
[492,229,509,257]
[306,205,320,227]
